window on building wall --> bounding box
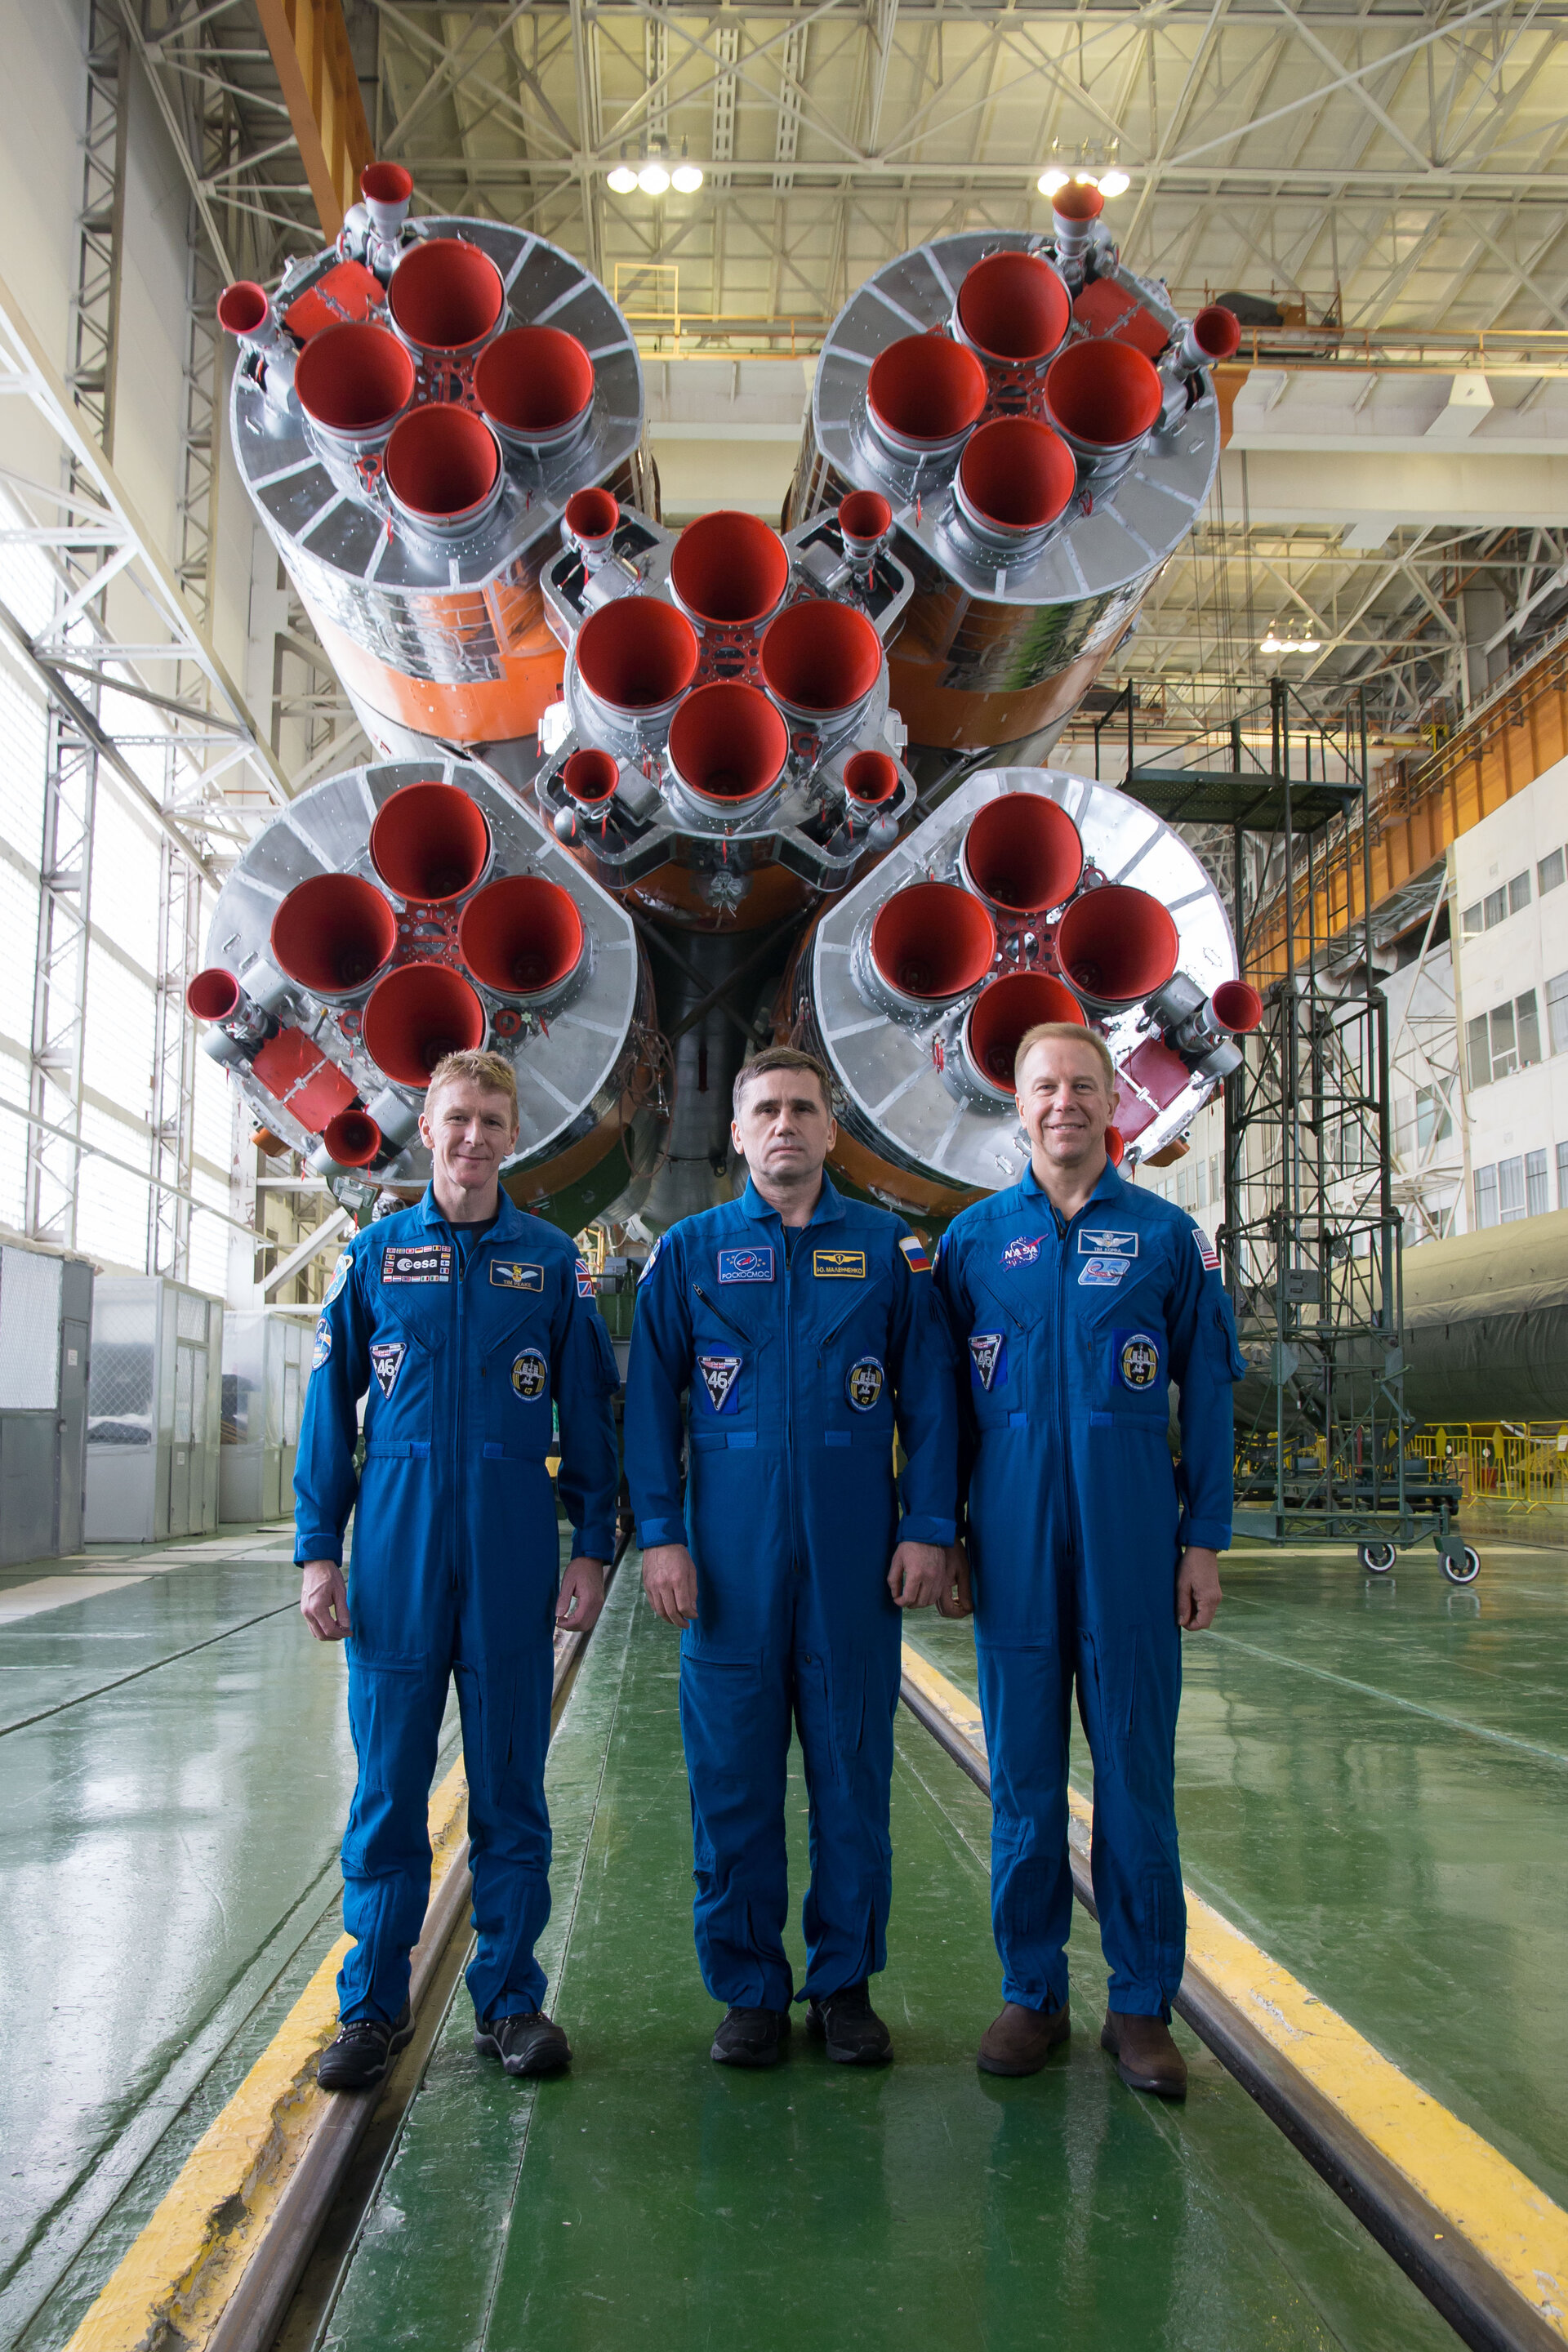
[1526,1148,1549,1217]
[1475,1164,1499,1227]
[1540,847,1566,895]
[1472,992,1544,1084]
[1490,1000,1518,1079]
[1508,870,1532,915]
[1209,1152,1221,1205]
[1484,887,1508,928]
[1548,971,1568,1056]
[1517,990,1543,1066]
[1468,1012,1490,1088]
[1196,1158,1207,1208]
[1558,1139,1568,1210]
[1462,902,1484,937]
[1499,1156,1526,1221]
[1415,1084,1452,1148]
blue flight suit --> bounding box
[624,1175,958,2010]
[294,1189,619,2026]
[934,1161,1245,2020]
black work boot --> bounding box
[710,2006,791,2067]
[318,2002,414,2091]
[806,1983,893,2066]
[474,2011,572,2077]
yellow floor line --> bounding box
[902,1640,1568,2343]
[64,1759,470,2352]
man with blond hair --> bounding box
[935,1022,1243,2097]
[296,1049,619,2089]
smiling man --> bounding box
[625,1046,960,2069]
[295,1049,618,2091]
[934,1023,1245,2097]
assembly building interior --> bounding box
[1,0,1565,2346]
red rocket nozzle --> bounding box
[760,599,882,719]
[270,875,398,996]
[668,682,789,806]
[1192,305,1243,363]
[839,492,892,551]
[370,781,491,904]
[322,1108,384,1166]
[474,327,595,443]
[956,252,1071,365]
[361,162,413,208]
[870,882,996,1002]
[964,972,1086,1092]
[669,511,791,629]
[1056,884,1180,1006]
[362,963,486,1084]
[844,751,899,807]
[1106,1124,1126,1167]
[1045,336,1163,451]
[956,418,1076,537]
[217,282,269,338]
[564,487,619,546]
[458,875,585,996]
[187,967,243,1022]
[384,404,501,524]
[293,323,415,438]
[575,596,700,715]
[388,237,505,354]
[1053,182,1106,224]
[1209,979,1263,1034]
[962,794,1084,914]
[562,747,619,805]
[866,335,988,453]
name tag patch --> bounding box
[898,1235,931,1275]
[719,1245,774,1285]
[510,1348,548,1402]
[697,1353,742,1414]
[311,1316,332,1370]
[1116,1330,1161,1392]
[1080,1227,1138,1258]
[969,1331,1006,1392]
[846,1356,884,1411]
[491,1260,544,1290]
[381,1243,452,1285]
[1001,1235,1044,1269]
[369,1341,405,1399]
[1080,1256,1129,1287]
[813,1250,865,1280]
[1194,1227,1220,1272]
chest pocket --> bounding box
[688,1283,770,1452]
[479,1300,555,1460]
[967,1269,1031,1431]
[813,1274,895,1448]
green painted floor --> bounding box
[915,1532,1568,2216]
[323,1566,1451,2352]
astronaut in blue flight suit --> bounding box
[934,1021,1245,2098]
[296,1049,619,2091]
[624,1045,961,2070]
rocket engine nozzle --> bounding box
[667,681,790,809]
[1044,338,1164,478]
[1055,883,1180,1011]
[575,595,700,723]
[954,250,1071,370]
[760,599,883,724]
[388,236,506,360]
[960,793,1084,915]
[363,961,487,1085]
[868,882,996,1008]
[1051,181,1106,287]
[1149,972,1263,1076]
[293,322,414,450]
[963,971,1085,1095]
[458,875,586,999]
[844,750,899,807]
[954,417,1076,553]
[837,492,893,564]
[321,1108,385,1168]
[668,510,791,630]
[866,335,988,462]
[562,747,620,806]
[474,327,595,455]
[385,404,504,536]
[370,781,492,905]
[360,161,413,247]
[187,967,243,1023]
[563,487,620,563]
[270,874,399,998]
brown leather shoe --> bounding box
[1101,2008,1187,2099]
[976,2001,1071,2077]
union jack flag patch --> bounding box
[898,1235,931,1275]
[576,1257,596,1298]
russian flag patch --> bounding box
[898,1235,932,1275]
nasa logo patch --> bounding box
[369,1341,405,1399]
[1079,1227,1138,1258]
[491,1260,543,1290]
[1079,1256,1129,1287]
[323,1251,353,1305]
[718,1245,774,1285]
[846,1356,884,1412]
[1001,1235,1044,1269]
[311,1316,332,1370]
[1116,1330,1161,1392]
[510,1348,548,1402]
[969,1331,1006,1392]
[381,1243,452,1285]
[697,1353,742,1414]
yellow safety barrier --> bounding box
[1410,1424,1568,1512]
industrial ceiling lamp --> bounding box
[608,150,638,194]
[638,139,671,196]
[1036,165,1069,196]
[1098,166,1131,198]
[671,139,703,194]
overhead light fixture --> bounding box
[1036,166,1069,196]
[1098,167,1130,198]
[1072,170,1099,186]
[608,159,638,194]
[639,158,670,195]
[672,139,703,194]
[1259,629,1322,654]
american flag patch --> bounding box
[576,1257,597,1298]
[898,1234,931,1275]
[1193,1227,1219,1272]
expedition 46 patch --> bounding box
[697,1353,742,1414]
[969,1331,1006,1392]
[719,1245,774,1284]
[369,1341,405,1399]
[1080,1256,1129,1287]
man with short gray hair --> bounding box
[296,1049,619,2090]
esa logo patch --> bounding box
[1080,1255,1129,1287]
[1116,1330,1161,1392]
[719,1245,774,1285]
[311,1316,332,1370]
[1193,1227,1220,1272]
[1080,1228,1138,1258]
[1001,1235,1044,1269]
[491,1260,543,1290]
[510,1348,548,1402]
[697,1353,742,1414]
[576,1258,596,1299]
[969,1331,1006,1392]
[369,1341,405,1399]
[846,1356,884,1411]
[814,1250,866,1280]
[898,1235,931,1275]
[381,1243,452,1285]
[323,1251,353,1305]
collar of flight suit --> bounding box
[1018,1153,1129,1225]
[737,1171,849,1232]
[412,1182,528,1247]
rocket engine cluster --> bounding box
[194,168,1257,1236]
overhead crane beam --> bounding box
[253,0,373,239]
